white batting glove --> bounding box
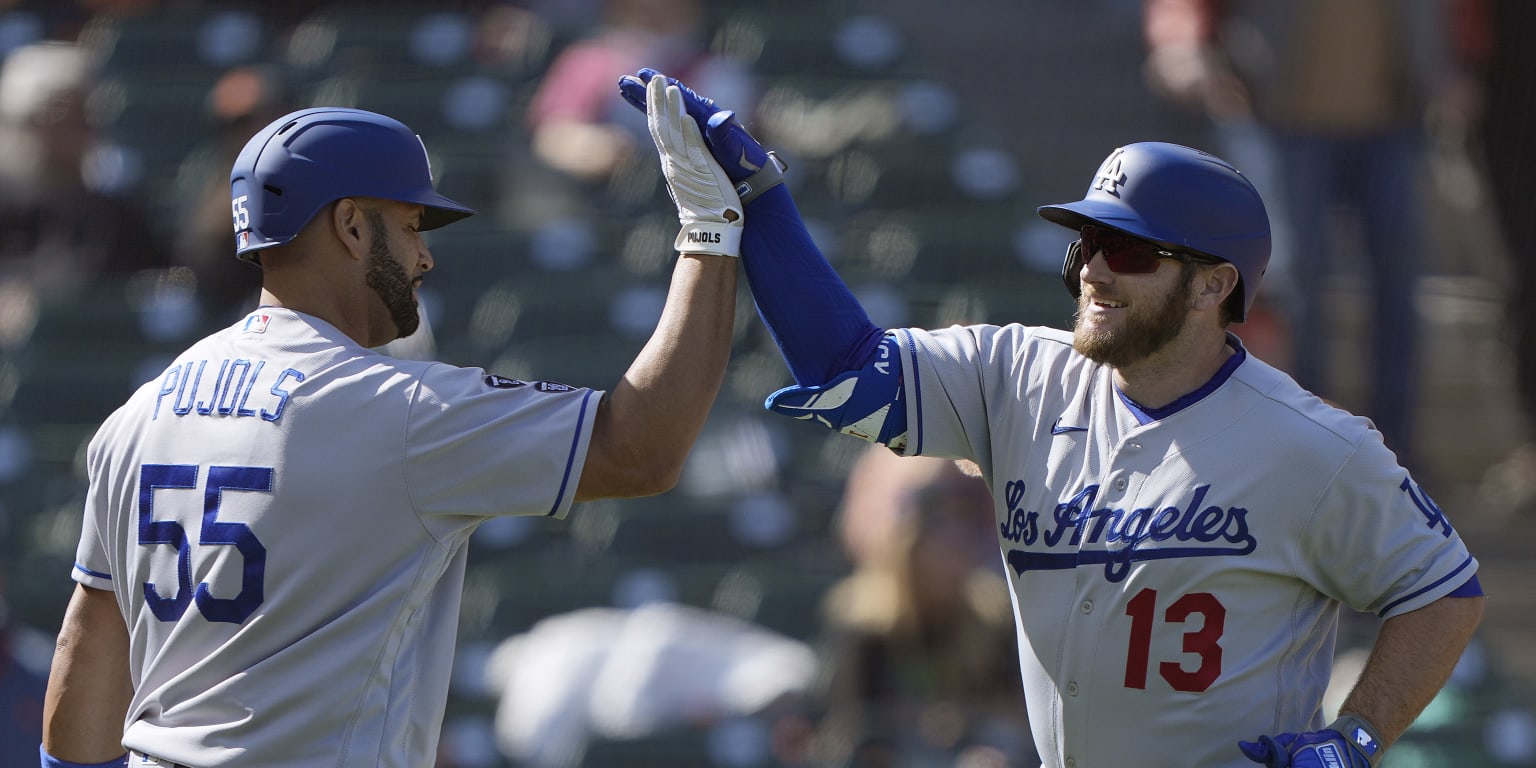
[643,73,743,257]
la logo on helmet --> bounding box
[1093,148,1128,197]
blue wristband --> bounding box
[40,745,129,768]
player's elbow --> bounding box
[574,439,687,500]
[613,449,686,497]
[631,459,685,497]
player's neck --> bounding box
[1112,328,1235,409]
[256,285,382,348]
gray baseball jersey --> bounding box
[72,308,599,768]
[889,323,1476,768]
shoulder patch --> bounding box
[484,374,528,389]
[483,375,578,393]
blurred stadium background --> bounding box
[0,1,1533,766]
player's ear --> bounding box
[330,198,368,260]
[1192,262,1240,314]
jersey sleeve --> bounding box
[1300,431,1480,618]
[891,324,1051,469]
[72,428,118,589]
[404,366,601,521]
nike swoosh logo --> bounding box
[738,149,762,173]
[1050,419,1087,435]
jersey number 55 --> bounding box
[139,463,271,624]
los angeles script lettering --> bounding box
[1000,481,1257,582]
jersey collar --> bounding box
[1117,333,1248,425]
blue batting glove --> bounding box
[618,68,786,199]
[618,68,721,140]
[1239,717,1383,768]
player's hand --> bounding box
[618,67,786,202]
[1239,717,1383,768]
[637,73,743,258]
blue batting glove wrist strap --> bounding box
[1328,714,1385,767]
[734,151,786,204]
[40,745,129,768]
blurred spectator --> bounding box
[483,601,816,767]
[170,64,292,322]
[0,0,138,45]
[810,446,1034,767]
[77,0,160,17]
[0,40,169,297]
[1142,0,1471,469]
[1474,0,1536,515]
[0,574,46,768]
[515,0,754,221]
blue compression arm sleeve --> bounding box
[739,184,885,385]
[616,67,881,384]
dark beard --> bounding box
[1072,264,1194,368]
[363,209,419,339]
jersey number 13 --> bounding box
[139,463,271,624]
[1124,588,1225,692]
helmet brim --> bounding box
[1038,200,1157,242]
[419,192,477,231]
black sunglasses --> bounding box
[1061,225,1219,295]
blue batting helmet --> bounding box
[230,107,475,261]
[1037,142,1270,322]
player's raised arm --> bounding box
[574,75,740,501]
[617,69,910,451]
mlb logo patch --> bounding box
[242,313,272,334]
[1352,727,1379,755]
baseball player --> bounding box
[618,69,1485,768]
[41,86,743,768]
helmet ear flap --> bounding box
[1061,240,1084,299]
